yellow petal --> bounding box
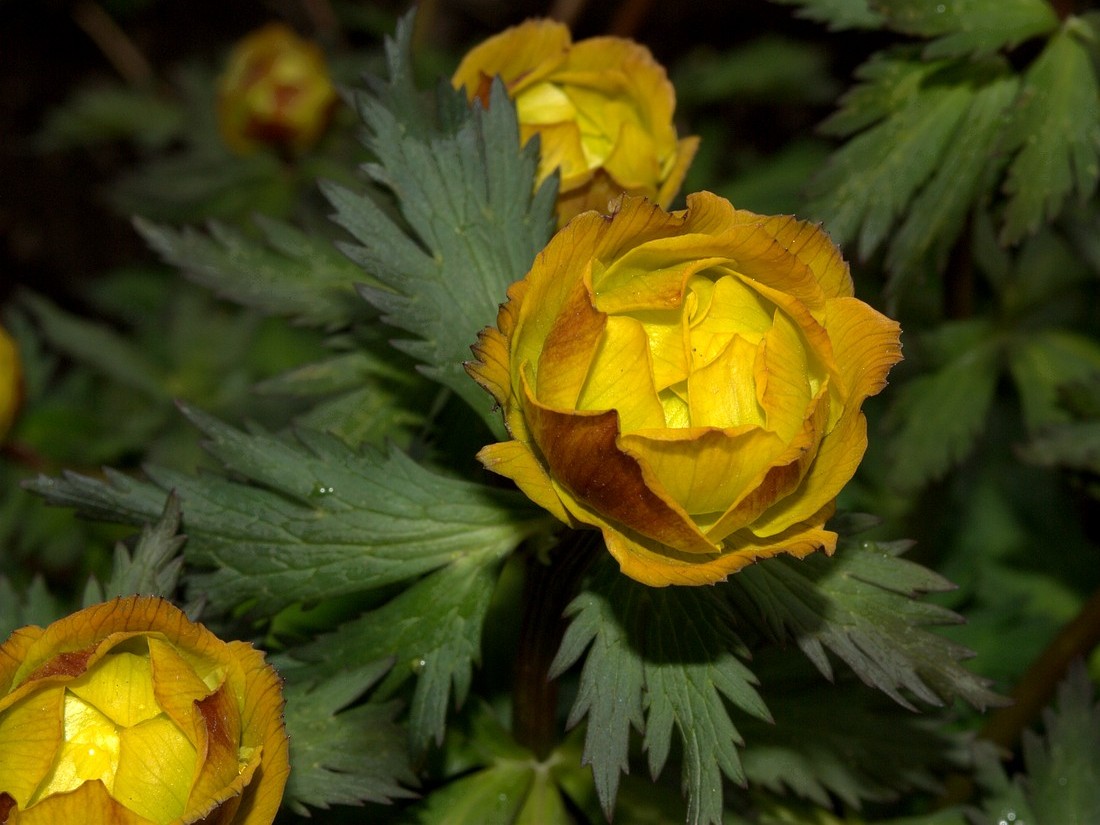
[534,272,606,411]
[147,637,216,749]
[686,333,764,429]
[114,716,196,823]
[226,641,290,825]
[576,316,666,432]
[656,136,700,208]
[452,19,571,98]
[476,440,573,526]
[619,425,790,516]
[600,119,663,193]
[6,779,150,825]
[33,693,120,802]
[825,296,904,405]
[0,626,44,702]
[754,310,813,440]
[68,649,159,729]
[0,686,64,808]
[521,120,592,190]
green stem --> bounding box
[512,530,598,760]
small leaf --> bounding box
[281,660,417,814]
[978,663,1100,824]
[0,576,66,640]
[26,407,549,616]
[86,492,186,606]
[886,71,1018,295]
[808,57,975,259]
[551,558,768,825]
[727,539,1004,711]
[135,215,368,329]
[326,14,556,434]
[771,0,885,30]
[887,322,1002,489]
[285,552,507,752]
[1001,25,1100,244]
[872,0,1058,59]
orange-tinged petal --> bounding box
[114,716,196,823]
[0,627,44,700]
[534,273,606,411]
[6,779,150,825]
[452,19,570,98]
[148,637,217,749]
[523,380,715,554]
[476,440,574,526]
[185,683,242,817]
[0,687,64,808]
[825,296,904,405]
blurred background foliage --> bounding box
[2,0,1099,822]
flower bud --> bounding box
[453,19,698,226]
[217,22,337,156]
[0,597,289,824]
[0,324,22,444]
[468,193,902,586]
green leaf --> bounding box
[135,215,368,329]
[1008,330,1100,432]
[885,71,1018,294]
[771,0,885,30]
[739,654,968,810]
[285,552,508,752]
[872,0,1058,59]
[19,291,168,400]
[887,322,1002,489]
[808,57,975,259]
[0,576,66,641]
[325,14,556,435]
[281,660,417,814]
[1001,25,1100,244]
[412,762,534,825]
[82,492,186,607]
[727,540,1004,711]
[978,663,1100,825]
[26,406,548,616]
[36,84,185,151]
[550,559,769,825]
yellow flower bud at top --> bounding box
[453,19,699,226]
[0,324,22,444]
[217,22,337,156]
[0,597,289,824]
[467,193,903,586]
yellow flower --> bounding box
[453,19,699,226]
[0,597,289,824]
[217,22,337,155]
[0,324,21,443]
[468,193,902,586]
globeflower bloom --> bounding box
[217,22,337,155]
[0,324,21,443]
[0,597,289,824]
[468,193,902,586]
[453,19,698,225]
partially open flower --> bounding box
[468,193,902,586]
[453,19,698,226]
[0,597,289,824]
[217,22,337,156]
[0,324,21,443]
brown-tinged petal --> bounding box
[523,379,715,554]
[184,682,242,817]
[534,272,606,411]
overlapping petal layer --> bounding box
[0,597,289,824]
[468,193,902,585]
[453,19,698,225]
